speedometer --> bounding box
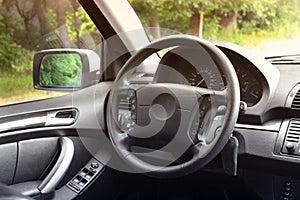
[188,67,225,90]
[188,68,211,88]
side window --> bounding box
[0,0,103,106]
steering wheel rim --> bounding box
[107,35,240,177]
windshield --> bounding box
[129,0,300,57]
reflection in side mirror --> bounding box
[40,53,82,88]
[33,49,101,92]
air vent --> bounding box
[282,120,300,155]
[286,84,300,109]
[291,90,300,109]
[286,121,300,142]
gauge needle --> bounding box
[196,79,205,87]
[250,91,259,99]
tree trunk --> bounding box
[24,18,30,32]
[74,11,81,48]
[189,10,204,38]
[70,0,81,47]
[220,10,238,30]
[199,11,204,38]
[55,0,73,47]
[36,0,48,35]
[232,10,238,30]
[149,7,160,39]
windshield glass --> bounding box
[129,0,300,57]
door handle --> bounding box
[38,137,74,194]
[45,110,77,126]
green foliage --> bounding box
[237,0,300,37]
[66,8,98,42]
[76,8,97,37]
[0,15,34,73]
[11,50,35,74]
[202,15,221,39]
[130,0,300,46]
[45,9,58,29]
[40,53,82,87]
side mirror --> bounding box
[33,49,100,92]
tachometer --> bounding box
[236,67,262,107]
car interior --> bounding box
[1,0,300,200]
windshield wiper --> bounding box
[266,54,300,64]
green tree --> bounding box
[0,14,32,73]
[165,0,219,38]
[130,0,219,38]
[66,6,98,48]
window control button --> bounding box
[73,178,80,183]
[68,160,101,193]
[88,171,94,176]
[85,175,92,180]
[89,167,97,173]
[80,168,89,176]
[80,172,86,176]
[78,178,88,187]
[78,182,85,187]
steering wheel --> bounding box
[107,35,240,177]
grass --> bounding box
[0,72,63,106]
[0,72,35,98]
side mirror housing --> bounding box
[33,49,100,92]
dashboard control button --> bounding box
[118,113,124,125]
[285,187,291,192]
[239,101,247,112]
[285,182,292,187]
[284,191,290,196]
[286,143,295,152]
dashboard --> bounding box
[155,46,264,107]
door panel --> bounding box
[14,138,59,184]
[0,82,112,198]
[0,143,17,184]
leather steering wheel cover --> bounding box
[107,35,240,177]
